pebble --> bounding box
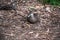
[45,6,51,13]
[27,12,38,24]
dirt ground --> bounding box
[0,0,60,40]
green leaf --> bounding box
[37,0,60,6]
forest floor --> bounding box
[0,0,60,40]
